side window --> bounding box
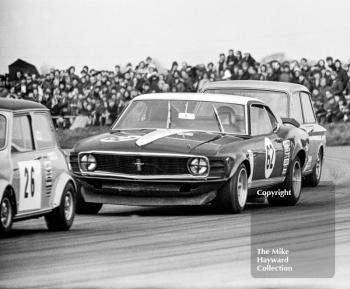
[12,115,34,152]
[265,107,279,131]
[250,105,273,136]
[32,112,57,149]
[300,92,316,123]
[290,92,304,124]
[0,115,6,149]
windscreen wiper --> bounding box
[212,104,224,133]
[189,133,224,153]
[167,100,172,129]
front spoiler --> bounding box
[76,178,225,206]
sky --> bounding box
[1,0,350,73]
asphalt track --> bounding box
[0,147,349,289]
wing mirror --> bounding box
[273,123,281,133]
[281,117,300,128]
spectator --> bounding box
[218,53,226,77]
[334,59,349,90]
[326,57,336,71]
[330,71,344,101]
[226,49,237,69]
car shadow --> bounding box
[99,202,270,217]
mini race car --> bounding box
[0,98,76,234]
[70,93,309,214]
[201,80,326,186]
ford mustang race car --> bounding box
[201,80,326,186]
[0,98,76,234]
[70,93,309,214]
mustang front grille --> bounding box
[93,154,188,175]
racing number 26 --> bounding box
[24,166,35,198]
[18,160,42,211]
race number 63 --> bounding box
[18,160,42,211]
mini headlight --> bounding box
[188,157,209,176]
[80,154,97,171]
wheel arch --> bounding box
[227,152,252,180]
[52,172,77,209]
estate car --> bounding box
[201,80,326,186]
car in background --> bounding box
[70,93,309,214]
[0,98,76,234]
[201,80,326,186]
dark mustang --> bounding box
[70,93,309,214]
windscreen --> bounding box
[206,89,288,117]
[113,100,246,134]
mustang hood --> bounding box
[73,129,245,156]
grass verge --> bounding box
[324,123,350,146]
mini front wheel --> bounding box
[45,183,76,231]
[0,191,14,235]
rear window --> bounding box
[205,89,288,117]
[0,114,6,149]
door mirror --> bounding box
[281,117,300,128]
[273,122,281,133]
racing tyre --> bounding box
[304,149,323,187]
[268,156,302,206]
[45,183,75,231]
[214,163,248,213]
[76,186,102,215]
[0,191,14,235]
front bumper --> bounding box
[74,175,226,206]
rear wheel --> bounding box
[268,156,302,206]
[45,183,75,231]
[0,191,14,235]
[76,186,102,215]
[304,149,323,187]
[214,163,248,213]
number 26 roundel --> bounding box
[18,160,42,211]
[264,138,276,178]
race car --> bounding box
[201,80,326,186]
[70,93,309,214]
[0,98,76,234]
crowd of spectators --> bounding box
[1,50,350,127]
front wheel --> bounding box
[268,156,302,206]
[304,150,323,187]
[0,191,14,235]
[45,183,76,231]
[214,163,248,213]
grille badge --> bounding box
[133,159,145,172]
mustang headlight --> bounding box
[187,157,209,176]
[80,154,97,172]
